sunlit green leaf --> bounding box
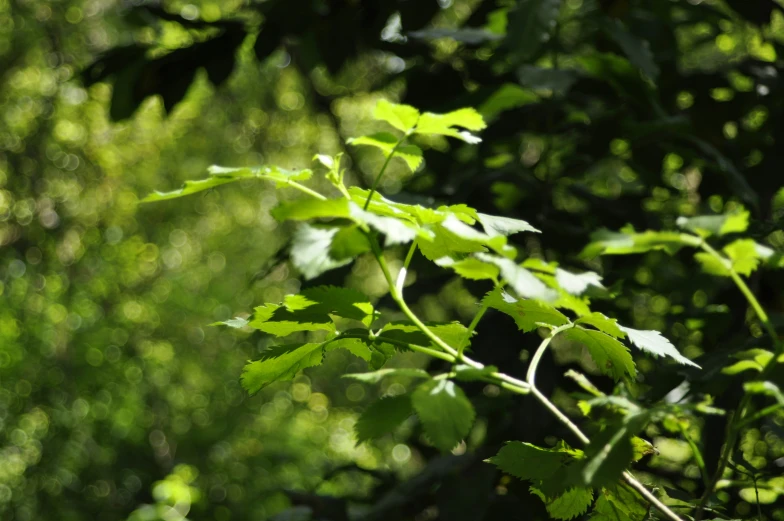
[476,212,540,237]
[374,99,420,133]
[272,198,350,221]
[723,239,761,276]
[483,288,569,332]
[618,325,700,368]
[555,269,604,296]
[575,313,624,338]
[488,441,577,481]
[241,343,324,394]
[379,321,472,351]
[347,132,424,172]
[415,108,486,143]
[435,256,500,281]
[581,229,687,258]
[412,380,475,452]
[476,254,558,302]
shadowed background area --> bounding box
[1,0,784,520]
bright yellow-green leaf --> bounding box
[374,99,420,132]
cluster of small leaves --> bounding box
[145,100,726,520]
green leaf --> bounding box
[408,27,504,44]
[248,303,334,336]
[478,83,539,120]
[564,327,636,380]
[379,321,472,351]
[581,228,687,258]
[575,313,625,339]
[347,132,424,172]
[241,343,324,394]
[694,252,731,277]
[343,368,431,384]
[349,204,418,246]
[631,437,655,462]
[325,338,372,361]
[488,441,578,481]
[536,487,594,520]
[355,394,413,443]
[290,224,353,280]
[618,325,700,368]
[591,486,648,521]
[476,212,540,237]
[505,0,562,60]
[412,380,475,452]
[576,421,635,488]
[299,286,375,323]
[435,256,500,281]
[724,239,762,276]
[476,254,559,301]
[676,208,750,237]
[483,288,569,332]
[272,198,350,221]
[599,19,659,81]
[555,269,605,296]
[414,108,487,143]
[743,381,784,405]
[141,165,313,202]
[374,99,420,133]
[329,225,372,260]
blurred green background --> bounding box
[2,0,784,520]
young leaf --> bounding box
[565,327,636,380]
[676,208,750,237]
[412,380,475,452]
[694,252,731,277]
[343,368,431,384]
[723,239,762,276]
[575,313,625,339]
[476,212,540,236]
[347,133,424,172]
[374,99,420,133]
[290,224,353,279]
[618,325,700,368]
[355,394,414,443]
[241,343,324,394]
[555,269,605,296]
[483,288,569,332]
[488,441,577,481]
[535,487,594,521]
[743,381,784,405]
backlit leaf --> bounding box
[488,441,577,481]
[476,212,540,237]
[374,99,420,133]
[575,313,625,339]
[412,380,475,452]
[555,269,605,296]
[676,208,750,237]
[505,0,562,60]
[538,487,594,520]
[415,108,487,143]
[476,254,559,302]
[241,343,324,394]
[347,132,424,172]
[565,327,636,380]
[271,198,350,221]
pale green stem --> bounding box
[264,176,328,201]
[363,139,405,210]
[396,239,418,295]
[526,326,686,521]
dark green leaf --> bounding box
[355,394,414,443]
[476,254,559,302]
[325,338,372,361]
[555,269,605,296]
[517,65,579,94]
[505,0,562,60]
[412,380,475,452]
[453,364,500,382]
[676,208,750,237]
[580,228,688,258]
[329,225,372,260]
[408,28,503,44]
[534,487,594,520]
[599,19,659,81]
[488,441,578,481]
